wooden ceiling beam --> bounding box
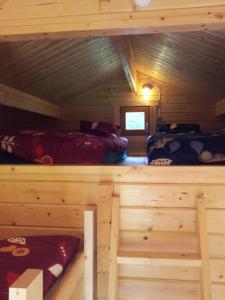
[216,98,225,117]
[113,36,138,93]
[0,1,225,40]
[0,83,61,119]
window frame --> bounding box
[120,106,150,136]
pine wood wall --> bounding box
[62,75,222,155]
[0,75,223,156]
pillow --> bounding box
[80,120,120,136]
[157,123,200,134]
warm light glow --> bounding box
[142,85,153,100]
[142,85,152,97]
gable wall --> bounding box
[0,75,223,156]
[62,76,221,155]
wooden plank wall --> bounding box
[0,165,224,300]
[0,175,113,300]
[62,75,221,155]
[0,72,222,156]
[0,0,225,39]
[115,182,225,299]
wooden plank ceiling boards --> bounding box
[131,30,225,97]
[0,30,224,106]
[0,83,61,118]
[0,38,121,104]
[0,1,225,39]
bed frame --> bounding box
[8,209,95,300]
[0,165,224,300]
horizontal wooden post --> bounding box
[0,83,61,119]
[117,251,202,267]
[0,2,225,40]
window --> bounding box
[120,106,150,135]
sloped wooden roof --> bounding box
[0,30,224,105]
[131,30,225,96]
[0,37,121,104]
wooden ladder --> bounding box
[108,194,211,300]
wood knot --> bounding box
[214,13,224,19]
[197,192,204,199]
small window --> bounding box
[120,106,150,135]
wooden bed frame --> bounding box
[8,209,95,300]
[0,165,224,300]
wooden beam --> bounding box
[113,37,138,93]
[0,1,225,40]
[84,210,96,300]
[197,195,211,300]
[216,98,225,117]
[97,184,114,300]
[0,83,61,119]
[9,269,43,300]
[117,251,202,268]
[108,196,120,300]
[0,165,224,184]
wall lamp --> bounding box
[142,84,153,97]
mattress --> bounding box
[0,130,128,165]
[147,131,225,165]
[0,236,80,300]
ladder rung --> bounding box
[117,250,202,267]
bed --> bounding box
[0,207,96,300]
[0,126,128,165]
[147,124,225,166]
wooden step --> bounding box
[117,251,202,267]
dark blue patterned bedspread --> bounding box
[147,131,225,165]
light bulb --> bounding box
[142,85,152,97]
[134,0,152,8]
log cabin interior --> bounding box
[0,31,224,159]
[0,1,225,300]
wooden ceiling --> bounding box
[131,30,225,96]
[0,30,224,105]
[0,37,121,104]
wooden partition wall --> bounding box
[0,165,224,300]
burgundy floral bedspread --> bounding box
[0,130,128,164]
[0,235,80,300]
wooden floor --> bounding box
[119,156,148,166]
